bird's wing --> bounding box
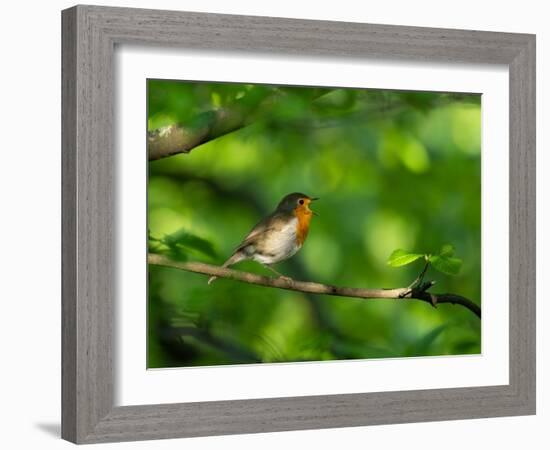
[235,211,291,253]
[210,213,286,283]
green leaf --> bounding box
[387,249,425,267]
[439,244,455,257]
[429,254,462,275]
[162,228,217,259]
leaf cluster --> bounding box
[387,244,463,275]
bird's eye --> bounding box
[298,199,305,205]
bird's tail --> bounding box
[207,252,246,285]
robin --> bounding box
[208,192,318,284]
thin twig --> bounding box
[148,253,481,318]
[408,260,430,289]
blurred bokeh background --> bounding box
[147,79,481,368]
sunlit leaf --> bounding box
[387,249,425,267]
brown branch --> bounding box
[147,85,290,160]
[148,253,481,318]
[146,102,390,161]
[147,87,301,161]
[148,109,247,161]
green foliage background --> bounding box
[147,80,482,368]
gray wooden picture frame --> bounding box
[61,4,536,444]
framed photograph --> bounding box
[62,5,536,444]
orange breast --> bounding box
[294,207,312,246]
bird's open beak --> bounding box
[309,197,319,216]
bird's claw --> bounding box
[278,275,293,284]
